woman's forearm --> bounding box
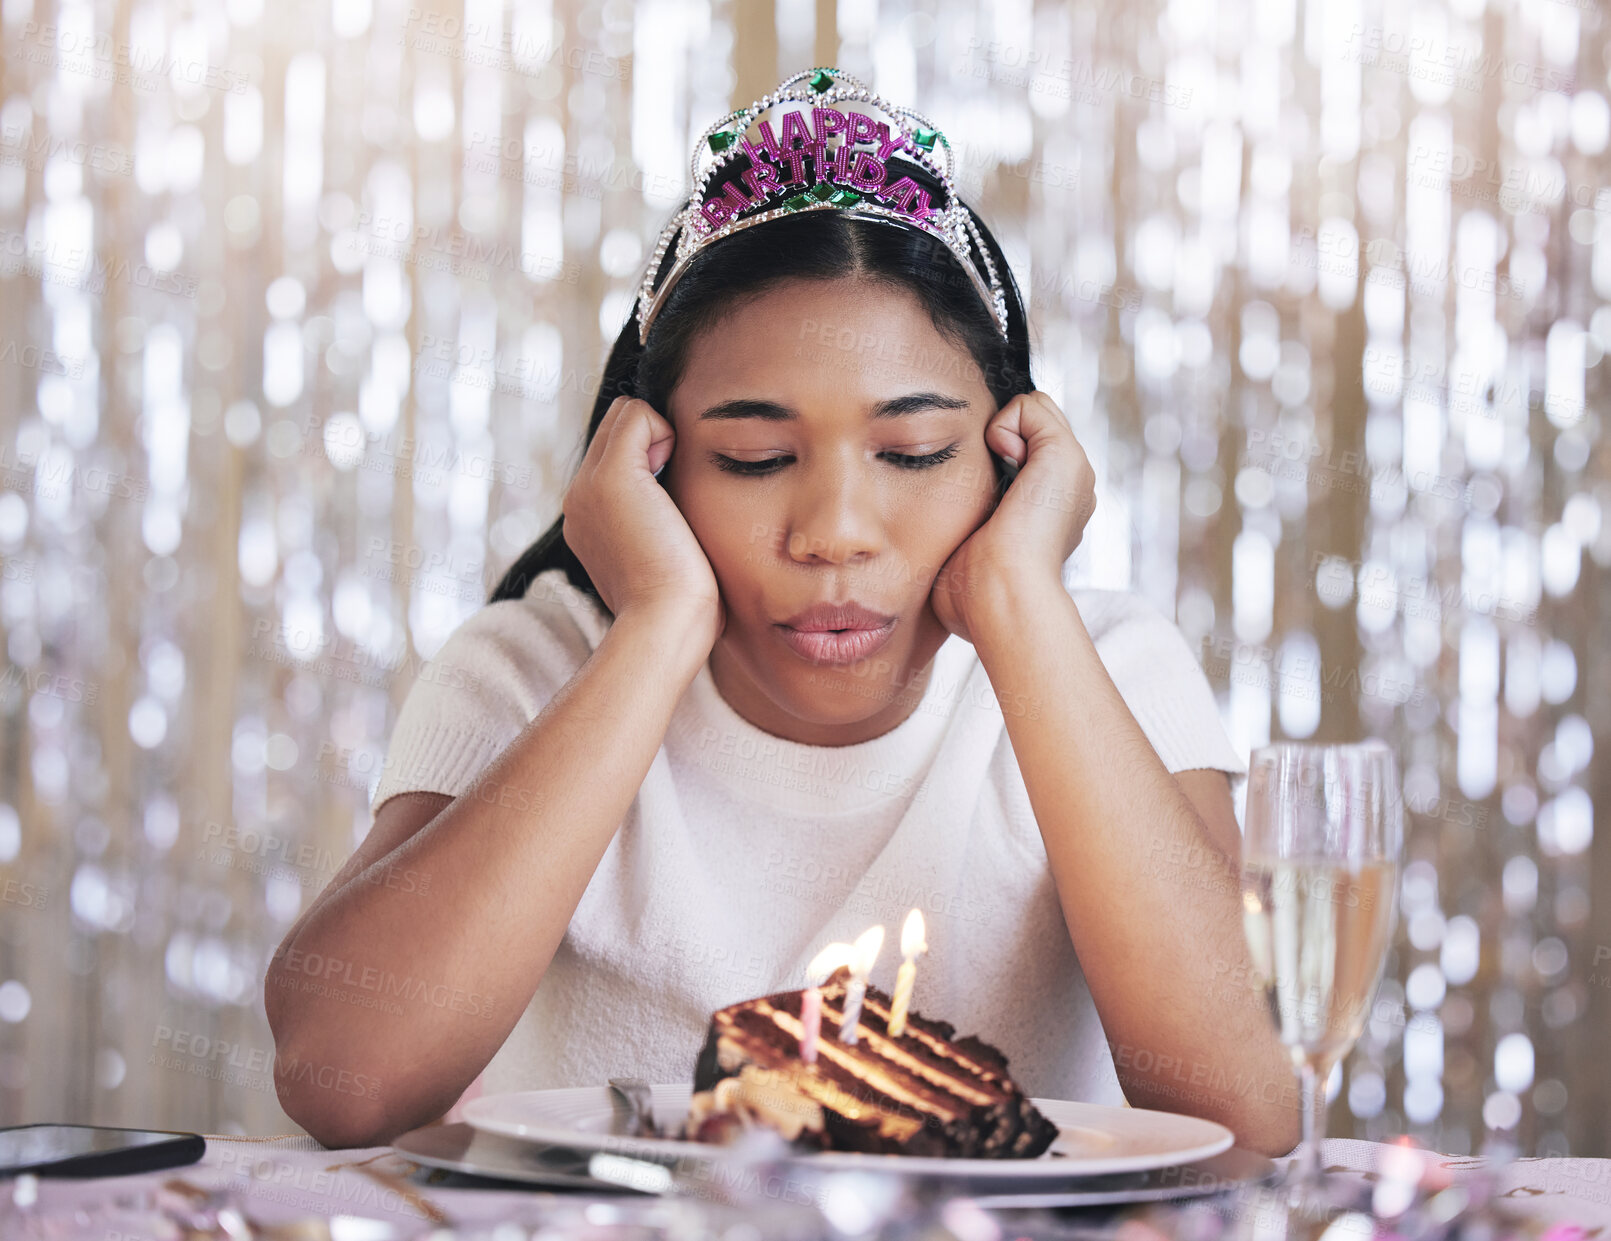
[266,605,710,1146]
[969,585,1299,1154]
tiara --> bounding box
[635,67,1009,346]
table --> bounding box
[5,1134,1609,1240]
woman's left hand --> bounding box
[930,391,1097,645]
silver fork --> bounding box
[608,1075,660,1138]
[588,1109,799,1206]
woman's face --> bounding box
[662,277,1002,746]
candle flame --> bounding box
[900,909,927,958]
[850,924,885,979]
[805,941,856,987]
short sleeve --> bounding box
[1078,589,1248,785]
[368,572,603,814]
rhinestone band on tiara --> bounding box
[634,67,1010,346]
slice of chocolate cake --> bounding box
[682,967,1058,1158]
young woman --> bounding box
[265,82,1301,1156]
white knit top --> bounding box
[368,568,1247,1105]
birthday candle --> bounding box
[799,988,822,1064]
[886,909,928,1039]
[802,942,856,1065]
[837,924,886,1045]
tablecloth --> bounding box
[4,1132,1608,1239]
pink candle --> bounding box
[800,987,823,1064]
[803,940,857,1061]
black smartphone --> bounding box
[0,1124,205,1178]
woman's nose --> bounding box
[785,459,886,565]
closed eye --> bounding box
[711,443,962,475]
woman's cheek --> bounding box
[690,494,767,583]
[904,459,992,544]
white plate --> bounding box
[463,1084,1235,1179]
[392,1121,1278,1203]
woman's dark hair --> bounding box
[489,149,1036,608]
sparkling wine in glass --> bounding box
[1239,740,1403,1204]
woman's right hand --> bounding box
[561,396,725,651]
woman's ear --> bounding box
[654,407,674,486]
[990,449,1018,497]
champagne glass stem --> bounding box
[1294,1058,1323,1188]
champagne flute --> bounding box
[1239,740,1403,1205]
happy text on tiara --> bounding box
[693,108,935,234]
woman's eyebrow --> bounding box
[697,392,972,422]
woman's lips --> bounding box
[776,619,897,666]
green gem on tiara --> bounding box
[828,189,861,205]
[809,69,834,92]
[707,129,737,154]
[781,192,814,211]
[913,126,938,150]
[809,182,837,202]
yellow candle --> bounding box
[888,959,916,1038]
[886,909,927,1039]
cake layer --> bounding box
[690,968,1058,1158]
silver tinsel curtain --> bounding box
[0,0,1605,1153]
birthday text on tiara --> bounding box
[695,106,935,234]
